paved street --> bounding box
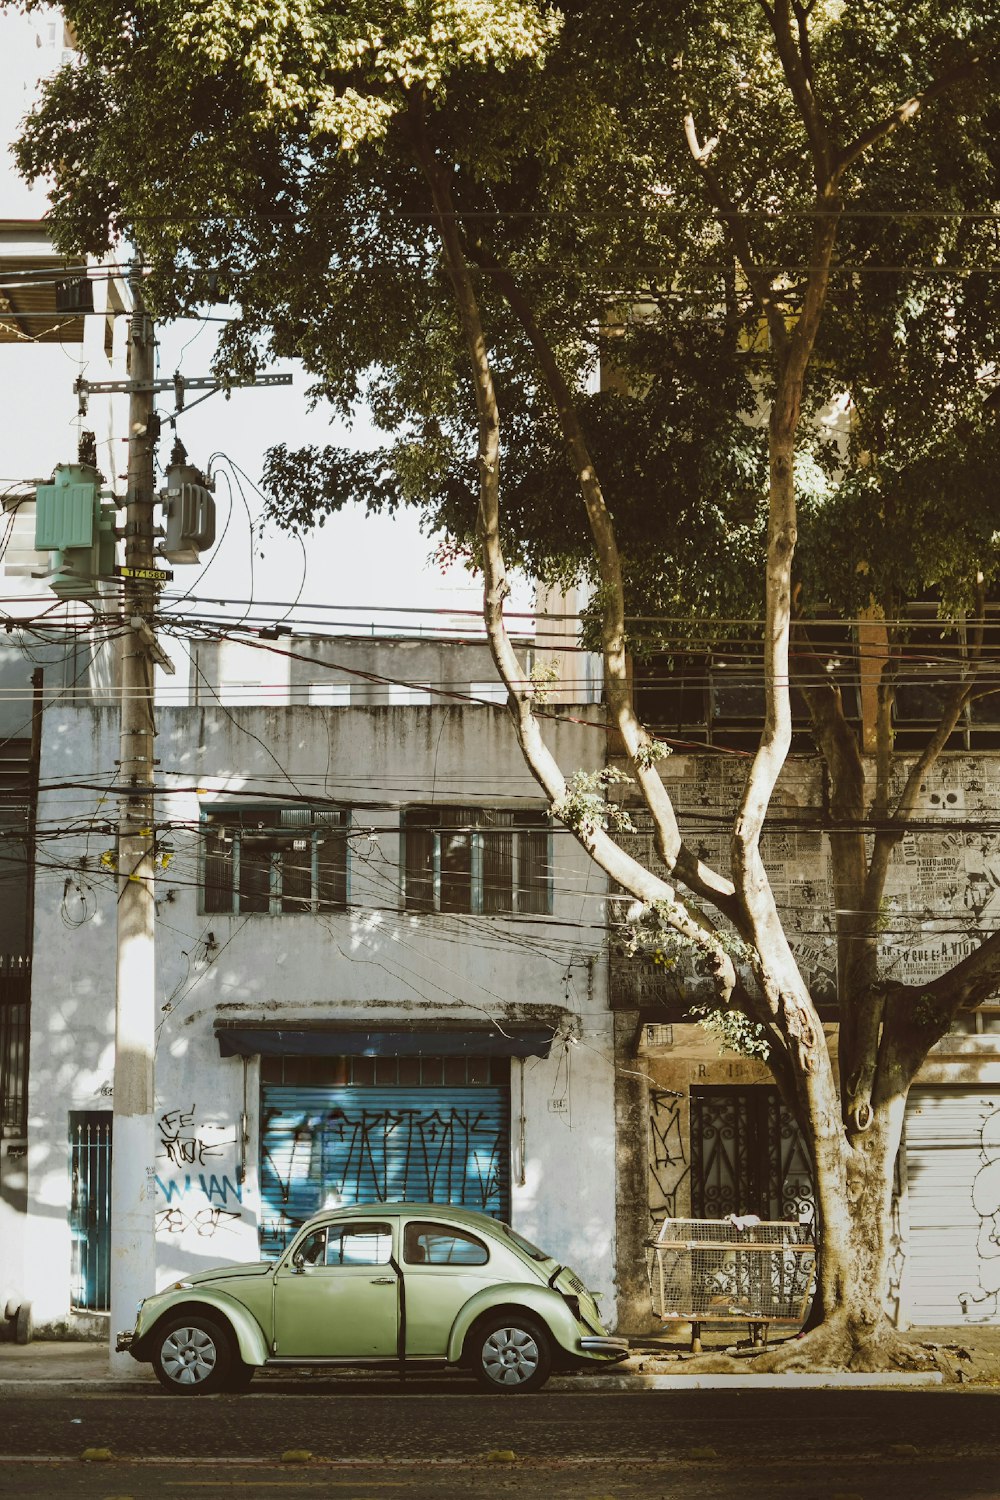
[2,1385,999,1500]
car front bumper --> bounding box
[578,1334,631,1361]
[115,1330,135,1354]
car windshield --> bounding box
[498,1223,553,1262]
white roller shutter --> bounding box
[904,1089,1000,1325]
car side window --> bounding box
[325,1223,393,1266]
[296,1228,327,1266]
[403,1221,489,1266]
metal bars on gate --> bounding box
[0,956,30,1137]
[647,1218,816,1347]
[69,1112,113,1311]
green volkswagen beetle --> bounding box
[117,1202,629,1394]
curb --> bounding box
[0,1378,157,1392]
[550,1370,946,1390]
[0,1370,945,1394]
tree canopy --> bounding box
[17,0,999,624]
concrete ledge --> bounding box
[552,1369,945,1391]
[0,1371,946,1394]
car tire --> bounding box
[152,1314,233,1395]
[469,1314,552,1393]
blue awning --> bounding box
[215,1025,554,1060]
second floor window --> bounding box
[202,806,348,915]
[402,807,551,916]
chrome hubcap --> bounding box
[161,1326,218,1386]
[481,1326,539,1386]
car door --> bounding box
[272,1219,398,1358]
[400,1219,496,1357]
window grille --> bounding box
[69,1112,112,1311]
[202,806,348,915]
[402,807,551,915]
[0,956,30,1138]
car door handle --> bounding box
[370,1276,396,1285]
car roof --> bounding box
[303,1202,508,1230]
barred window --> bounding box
[402,807,550,916]
[202,806,348,915]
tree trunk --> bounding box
[758,1091,931,1371]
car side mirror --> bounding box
[291,1251,306,1272]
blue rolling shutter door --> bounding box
[260,1085,510,1258]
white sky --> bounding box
[0,7,534,637]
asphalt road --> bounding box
[2,1385,999,1500]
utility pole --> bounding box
[75,281,288,1368]
[109,266,159,1372]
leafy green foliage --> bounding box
[688,1001,771,1061]
[552,767,635,836]
[11,0,1000,633]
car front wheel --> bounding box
[152,1314,233,1395]
[470,1315,552,1393]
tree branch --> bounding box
[833,52,989,181]
[467,244,741,924]
[863,599,986,912]
[885,928,1000,1084]
[761,0,833,185]
[791,1,816,90]
[408,100,742,1002]
[683,111,789,357]
[916,930,1000,1015]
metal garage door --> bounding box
[905,1089,1000,1324]
[260,1084,510,1257]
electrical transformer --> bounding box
[34,464,117,600]
[161,459,216,565]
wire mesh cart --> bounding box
[647,1217,816,1352]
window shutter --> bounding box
[481,829,513,913]
[316,811,347,910]
[517,822,550,914]
[204,839,234,913]
[404,812,437,912]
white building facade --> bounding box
[13,638,619,1336]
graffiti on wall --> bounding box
[158,1105,234,1168]
[156,1205,242,1237]
[618,759,1000,1003]
[966,1107,1000,1317]
[155,1104,243,1239]
[156,1172,243,1204]
[647,1089,689,1225]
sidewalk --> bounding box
[3,1324,999,1390]
[622,1322,1000,1387]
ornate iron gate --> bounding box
[690,1087,814,1223]
[69,1112,113,1311]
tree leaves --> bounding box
[11,0,1000,625]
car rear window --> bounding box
[403,1222,489,1266]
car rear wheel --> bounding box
[470,1314,552,1393]
[152,1314,233,1395]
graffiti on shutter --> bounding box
[260,1085,509,1257]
